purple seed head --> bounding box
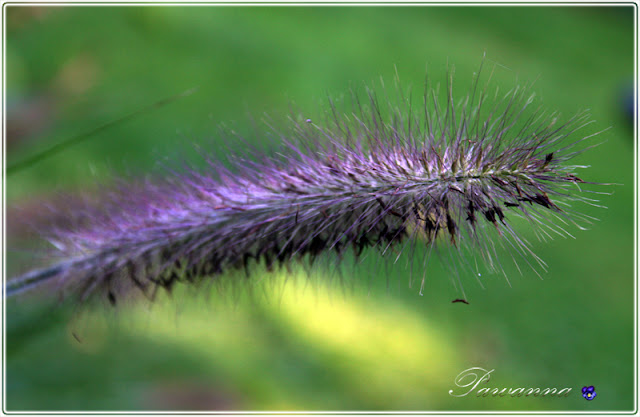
[7,67,606,304]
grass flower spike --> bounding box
[7,66,604,304]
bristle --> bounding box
[6,66,605,304]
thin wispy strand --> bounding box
[6,65,607,304]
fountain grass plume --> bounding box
[6,65,606,304]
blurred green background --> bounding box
[4,5,635,412]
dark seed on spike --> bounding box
[494,206,505,223]
[484,208,496,224]
[107,291,116,306]
[446,213,458,245]
[466,201,477,225]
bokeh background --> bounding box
[4,5,635,412]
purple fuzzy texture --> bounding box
[7,68,604,303]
